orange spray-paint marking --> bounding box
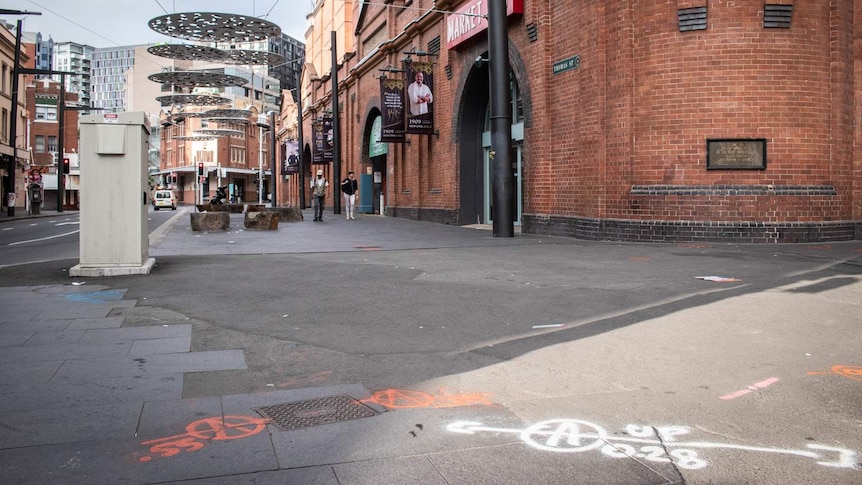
[808,365,862,382]
[138,415,269,462]
[365,389,494,410]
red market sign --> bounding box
[446,0,524,50]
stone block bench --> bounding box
[191,212,230,231]
[265,207,303,222]
[244,211,279,230]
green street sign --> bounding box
[553,55,581,75]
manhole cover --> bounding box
[254,395,379,431]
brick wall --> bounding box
[341,0,859,242]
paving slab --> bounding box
[0,402,143,449]
[129,336,191,356]
[0,431,277,485]
[55,350,246,378]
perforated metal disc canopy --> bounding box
[149,12,281,42]
[174,135,221,141]
[194,129,244,137]
[147,43,227,62]
[203,117,251,124]
[148,71,248,87]
[155,94,232,106]
[221,49,285,66]
[200,109,254,118]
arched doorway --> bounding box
[363,110,387,215]
[459,52,525,225]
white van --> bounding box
[152,190,177,210]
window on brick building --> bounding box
[35,135,45,153]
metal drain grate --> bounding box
[254,395,379,431]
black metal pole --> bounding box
[488,0,514,237]
[57,74,65,212]
[297,72,306,209]
[331,30,341,215]
[6,19,22,216]
[270,111,277,208]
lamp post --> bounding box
[296,72,306,210]
[330,31,341,215]
[3,10,42,216]
[269,110,277,208]
[488,0,514,237]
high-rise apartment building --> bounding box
[21,31,52,77]
[90,45,138,112]
[52,41,94,110]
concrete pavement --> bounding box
[0,206,860,484]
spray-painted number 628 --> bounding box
[601,444,707,470]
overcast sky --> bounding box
[3,0,310,47]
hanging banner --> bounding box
[322,115,334,163]
[380,78,405,143]
[283,140,299,174]
[312,117,333,164]
[312,120,323,163]
[405,62,434,135]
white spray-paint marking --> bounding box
[446,418,858,470]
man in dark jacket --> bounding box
[340,171,359,220]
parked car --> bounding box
[152,190,177,210]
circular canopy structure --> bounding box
[149,12,281,43]
[148,71,248,88]
[202,117,251,124]
[174,135,221,141]
[199,108,254,119]
[147,43,227,62]
[194,129,245,137]
[156,94,232,106]
[221,49,285,66]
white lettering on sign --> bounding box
[446,0,524,50]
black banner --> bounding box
[405,61,434,135]
[380,77,405,142]
[283,140,299,174]
[312,117,333,164]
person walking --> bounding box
[310,169,328,221]
[340,171,358,220]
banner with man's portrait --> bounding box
[380,77,405,143]
[283,140,299,174]
[405,61,434,135]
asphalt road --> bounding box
[0,208,175,268]
[0,209,859,484]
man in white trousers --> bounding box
[340,170,358,220]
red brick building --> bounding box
[295,0,860,242]
[158,106,272,205]
[25,79,80,210]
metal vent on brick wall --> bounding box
[678,7,707,32]
[254,395,379,431]
[763,5,792,29]
[427,36,441,56]
[526,23,538,42]
[445,64,452,80]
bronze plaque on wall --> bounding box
[707,139,766,170]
